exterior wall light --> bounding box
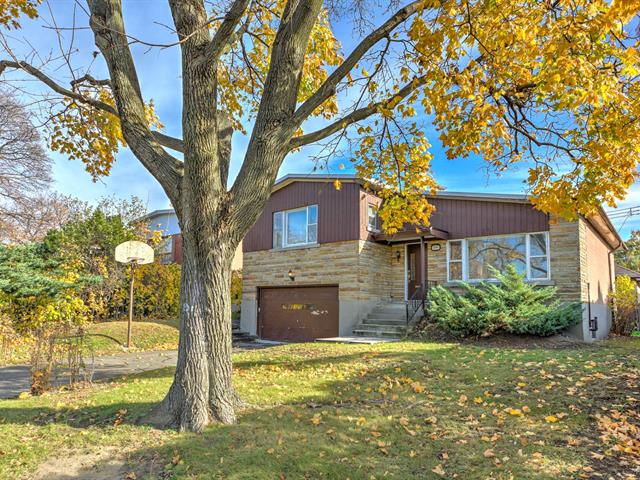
[288,270,295,281]
[431,243,442,252]
[395,251,401,262]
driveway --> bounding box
[0,341,275,399]
[0,350,179,399]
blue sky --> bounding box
[7,1,640,238]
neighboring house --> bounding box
[240,174,623,343]
[616,265,640,299]
[616,265,640,285]
[143,209,243,269]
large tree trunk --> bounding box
[143,223,237,431]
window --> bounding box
[447,232,550,282]
[367,204,380,232]
[273,205,318,248]
[447,240,463,281]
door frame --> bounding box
[257,284,339,340]
[404,241,429,301]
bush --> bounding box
[610,275,638,335]
[428,265,581,337]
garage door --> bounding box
[258,286,339,342]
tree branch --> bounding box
[205,0,251,64]
[292,0,422,126]
[87,0,183,206]
[230,0,324,235]
[0,59,184,153]
[290,75,427,149]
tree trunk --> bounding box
[142,220,237,432]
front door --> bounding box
[407,244,424,298]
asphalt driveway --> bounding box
[0,350,178,399]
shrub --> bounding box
[428,265,581,337]
[610,275,638,335]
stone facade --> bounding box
[548,218,614,341]
[241,240,397,336]
[242,219,615,342]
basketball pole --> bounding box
[127,260,136,348]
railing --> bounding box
[406,281,438,326]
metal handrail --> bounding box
[405,281,437,325]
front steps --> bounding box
[232,317,257,344]
[352,301,412,339]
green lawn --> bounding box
[1,338,639,479]
[0,321,179,365]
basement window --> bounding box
[273,205,318,248]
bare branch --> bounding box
[230,0,324,235]
[87,0,183,204]
[292,0,422,126]
[0,60,184,153]
[206,0,251,64]
[290,75,427,149]
[70,73,111,88]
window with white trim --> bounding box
[367,204,380,232]
[273,205,318,248]
[447,232,550,282]
[448,240,464,280]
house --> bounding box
[240,174,623,343]
[143,209,243,269]
[616,265,640,301]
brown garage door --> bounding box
[258,286,339,342]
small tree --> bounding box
[0,242,96,393]
[611,275,638,336]
[43,197,148,321]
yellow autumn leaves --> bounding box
[405,0,640,219]
[0,0,38,29]
[50,89,163,181]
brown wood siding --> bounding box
[359,189,383,241]
[428,198,549,239]
[243,181,361,252]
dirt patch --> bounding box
[30,447,131,480]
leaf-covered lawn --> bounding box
[0,320,178,365]
[1,339,639,479]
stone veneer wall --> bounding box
[549,217,614,341]
[548,218,584,303]
[240,240,397,336]
[241,220,612,341]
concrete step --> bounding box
[232,328,257,343]
[363,317,406,325]
[352,328,406,339]
[353,324,407,334]
[366,310,406,319]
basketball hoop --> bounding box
[115,241,155,348]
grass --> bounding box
[0,320,178,365]
[1,338,640,479]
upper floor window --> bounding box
[367,204,380,232]
[447,232,550,282]
[273,205,318,249]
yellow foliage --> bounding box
[405,0,640,218]
[216,2,342,131]
[0,0,38,29]
[49,88,163,181]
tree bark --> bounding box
[143,222,237,431]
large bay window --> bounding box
[273,205,318,248]
[447,232,550,282]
